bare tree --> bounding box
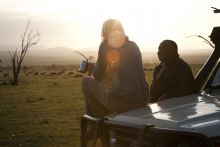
[0,59,2,73]
[8,20,40,85]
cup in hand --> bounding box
[79,60,88,73]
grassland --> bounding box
[0,64,202,147]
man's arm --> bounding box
[159,64,197,100]
[150,64,163,102]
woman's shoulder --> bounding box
[126,40,139,49]
[98,41,109,53]
[127,40,137,46]
[99,41,107,49]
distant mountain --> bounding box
[0,45,211,66]
[0,45,98,66]
[141,48,211,65]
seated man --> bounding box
[150,40,197,103]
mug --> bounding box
[79,60,88,73]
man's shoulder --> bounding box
[171,58,192,74]
[176,58,191,68]
[154,63,164,72]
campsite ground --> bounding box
[0,64,202,147]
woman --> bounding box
[82,19,149,118]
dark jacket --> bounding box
[150,58,197,103]
[93,39,149,111]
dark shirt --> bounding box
[93,40,149,103]
[150,58,197,103]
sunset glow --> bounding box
[0,0,220,52]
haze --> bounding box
[0,0,220,53]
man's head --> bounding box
[158,40,179,63]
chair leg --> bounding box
[91,120,100,147]
[80,115,103,147]
[100,123,110,147]
[80,117,88,147]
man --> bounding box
[150,40,197,103]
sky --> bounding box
[0,0,220,52]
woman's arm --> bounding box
[93,42,108,81]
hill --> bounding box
[0,45,212,66]
[0,45,98,66]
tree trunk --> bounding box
[13,73,18,85]
[11,57,17,85]
[13,63,21,85]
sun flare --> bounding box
[0,0,220,51]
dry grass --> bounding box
[0,64,202,147]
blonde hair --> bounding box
[101,19,125,41]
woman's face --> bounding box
[107,30,126,48]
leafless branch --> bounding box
[73,50,88,60]
[8,19,40,85]
[186,35,214,48]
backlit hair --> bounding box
[101,19,125,41]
